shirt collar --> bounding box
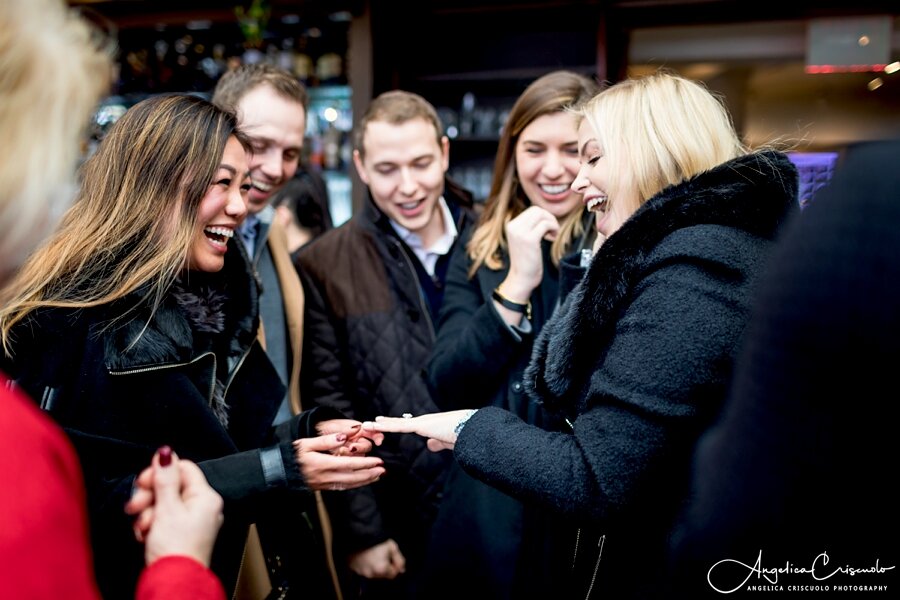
[389,196,458,255]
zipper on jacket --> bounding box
[109,351,218,403]
[572,528,581,570]
[393,239,437,340]
[573,529,606,600]
[584,534,606,600]
[222,339,255,400]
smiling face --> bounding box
[514,111,582,219]
[572,118,639,239]
[235,84,306,214]
[187,136,250,272]
[353,117,450,247]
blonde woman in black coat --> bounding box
[0,94,385,600]
[366,71,798,598]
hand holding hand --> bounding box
[293,433,385,491]
[362,410,476,452]
[315,418,384,456]
[348,539,406,580]
[124,446,224,567]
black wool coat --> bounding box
[422,232,574,599]
[294,179,477,579]
[2,241,339,599]
[452,151,799,599]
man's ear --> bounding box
[352,149,370,185]
[440,136,450,172]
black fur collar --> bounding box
[524,151,798,412]
[105,240,259,372]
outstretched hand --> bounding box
[362,410,477,452]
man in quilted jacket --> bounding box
[294,90,476,600]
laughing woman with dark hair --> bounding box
[0,93,385,599]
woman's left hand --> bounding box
[362,410,477,452]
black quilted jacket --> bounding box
[294,179,476,562]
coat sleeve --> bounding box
[136,556,225,600]
[454,227,760,525]
[427,240,532,410]
[295,261,388,553]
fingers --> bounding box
[133,506,154,543]
[124,486,154,516]
[125,446,174,519]
[298,431,350,453]
[509,205,560,239]
[349,540,405,580]
[315,419,362,437]
[296,447,385,491]
[427,438,454,452]
[151,446,181,506]
[388,540,406,575]
[178,460,224,518]
[364,416,417,434]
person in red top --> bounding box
[1,379,226,600]
[0,1,228,598]
[1,378,103,599]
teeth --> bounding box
[586,197,607,212]
[204,226,234,238]
[540,184,571,195]
[252,181,272,192]
[400,201,420,210]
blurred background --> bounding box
[70,0,900,221]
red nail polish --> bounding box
[158,446,173,467]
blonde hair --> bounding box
[0,0,112,279]
[0,95,249,355]
[580,70,746,218]
[467,71,599,276]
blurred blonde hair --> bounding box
[467,70,600,276]
[0,0,112,278]
[580,70,746,219]
[0,95,249,354]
